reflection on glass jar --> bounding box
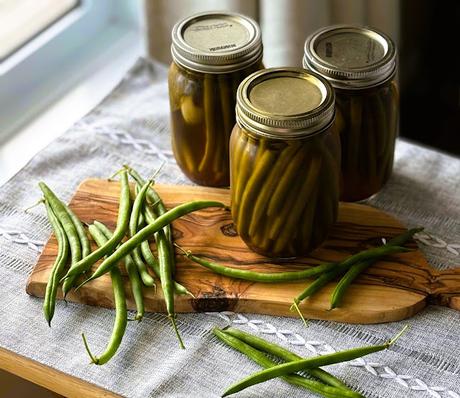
[304,25,398,201]
[231,68,340,257]
[169,11,263,187]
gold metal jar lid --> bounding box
[303,25,397,89]
[236,68,335,139]
[171,11,263,74]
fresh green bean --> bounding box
[81,258,127,365]
[64,205,90,258]
[77,201,226,286]
[143,200,185,347]
[294,271,343,306]
[293,242,412,306]
[43,200,69,326]
[223,327,351,391]
[214,329,362,398]
[142,206,192,296]
[158,227,185,348]
[129,180,155,287]
[124,166,172,253]
[329,227,423,309]
[222,326,408,397]
[176,245,336,282]
[61,206,91,295]
[61,170,131,283]
[177,244,408,283]
[93,222,145,321]
[39,183,82,294]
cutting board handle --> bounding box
[428,267,460,309]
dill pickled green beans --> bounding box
[230,125,340,257]
[336,79,399,202]
[168,62,262,187]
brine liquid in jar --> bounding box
[303,25,398,201]
[231,68,340,257]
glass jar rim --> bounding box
[236,67,335,140]
[303,24,397,89]
[171,11,263,74]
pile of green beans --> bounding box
[230,124,340,257]
[77,199,226,287]
[39,182,91,324]
[37,162,418,378]
[60,170,132,284]
[128,179,156,287]
[168,61,262,187]
[38,166,227,361]
[336,80,399,202]
[219,326,408,397]
[218,327,360,397]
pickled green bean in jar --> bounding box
[303,25,398,201]
[169,12,263,187]
[231,68,340,257]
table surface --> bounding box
[1,58,459,398]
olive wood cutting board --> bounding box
[26,179,460,324]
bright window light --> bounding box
[0,0,79,61]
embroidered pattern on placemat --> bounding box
[0,227,44,252]
[415,232,460,256]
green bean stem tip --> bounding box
[81,333,98,365]
[387,325,410,347]
[108,168,125,181]
[170,315,185,350]
[74,277,93,291]
[290,300,308,327]
[24,198,45,213]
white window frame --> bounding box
[0,0,141,142]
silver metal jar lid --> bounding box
[171,11,263,74]
[303,25,397,89]
[236,68,335,139]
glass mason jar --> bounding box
[231,68,340,257]
[303,25,398,202]
[169,12,264,187]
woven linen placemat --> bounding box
[0,59,459,398]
